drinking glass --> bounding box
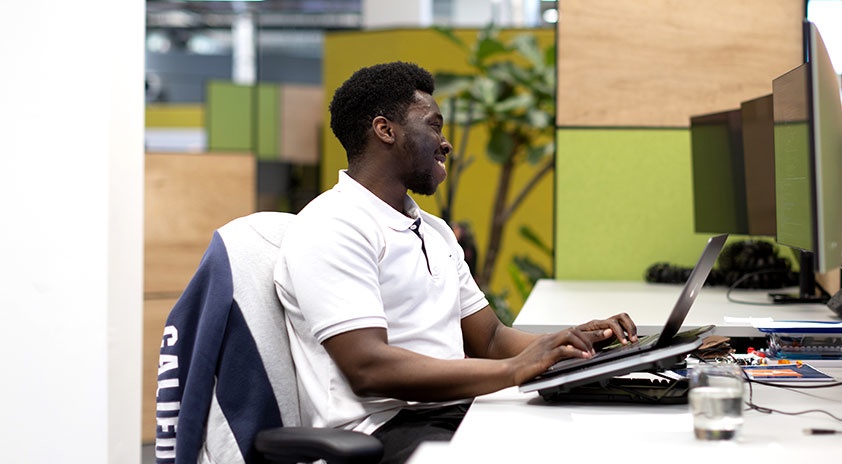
[688,363,745,440]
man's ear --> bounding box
[372,115,396,144]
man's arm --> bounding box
[460,306,543,360]
[321,323,602,403]
[461,306,639,360]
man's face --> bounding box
[398,91,451,196]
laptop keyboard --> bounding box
[546,333,660,372]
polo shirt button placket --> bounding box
[409,219,431,275]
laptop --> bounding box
[520,233,728,394]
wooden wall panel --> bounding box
[143,152,256,443]
[144,152,256,295]
[279,84,323,165]
[556,0,805,127]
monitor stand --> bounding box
[769,251,829,304]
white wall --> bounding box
[808,0,842,74]
[362,0,433,28]
[0,2,144,463]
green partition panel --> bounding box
[256,83,280,161]
[206,81,282,159]
[554,128,713,280]
[206,81,254,152]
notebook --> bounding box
[520,233,727,394]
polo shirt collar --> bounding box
[336,170,421,232]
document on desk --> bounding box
[750,320,842,333]
[742,364,836,382]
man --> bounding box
[274,61,637,464]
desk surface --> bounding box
[409,279,842,463]
[410,367,842,463]
[513,279,839,338]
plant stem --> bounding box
[479,156,514,288]
[500,157,554,222]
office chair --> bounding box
[155,211,383,464]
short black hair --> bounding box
[329,61,435,162]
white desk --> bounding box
[408,279,842,463]
[513,279,839,338]
[410,370,842,463]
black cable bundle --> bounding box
[645,240,799,289]
[645,262,694,284]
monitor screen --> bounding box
[773,21,842,274]
[810,21,842,273]
[690,109,748,234]
[690,97,779,238]
[740,94,777,236]
[773,63,812,252]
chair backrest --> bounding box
[155,211,298,464]
[215,211,301,425]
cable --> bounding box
[695,358,842,422]
[725,269,783,306]
[723,266,831,306]
[742,375,842,422]
[747,378,842,389]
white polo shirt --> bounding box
[274,170,488,433]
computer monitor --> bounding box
[740,94,777,237]
[689,98,778,238]
[771,21,842,303]
[690,109,748,235]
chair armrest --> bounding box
[255,426,384,464]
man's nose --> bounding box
[441,139,453,155]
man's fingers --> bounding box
[614,313,638,342]
[552,329,594,356]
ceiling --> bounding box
[146,0,364,31]
[144,1,561,56]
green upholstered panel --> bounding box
[206,80,254,152]
[256,84,280,161]
[554,128,714,280]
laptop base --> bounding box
[538,367,690,405]
[535,350,692,403]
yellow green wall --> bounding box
[323,28,555,314]
[145,104,204,128]
[555,128,715,280]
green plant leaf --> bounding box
[518,224,553,256]
[474,77,500,106]
[512,255,550,285]
[526,108,551,129]
[507,261,532,301]
[431,25,468,52]
[485,289,515,326]
[476,36,508,58]
[525,144,550,165]
[434,72,476,97]
[487,126,515,163]
[509,34,542,68]
[493,93,535,114]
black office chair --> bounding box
[154,212,383,464]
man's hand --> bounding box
[508,327,611,385]
[575,313,638,346]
